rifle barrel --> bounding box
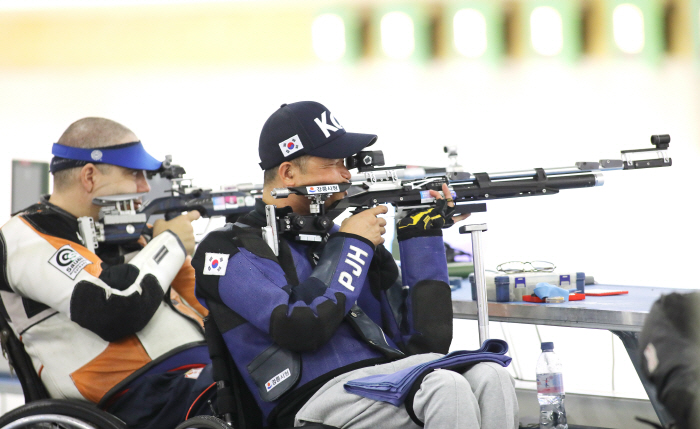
[473,166,598,181]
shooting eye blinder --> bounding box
[345,150,385,172]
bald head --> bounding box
[53,118,138,190]
[58,117,137,149]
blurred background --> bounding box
[0,0,698,426]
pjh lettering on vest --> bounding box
[314,111,344,138]
[338,245,368,292]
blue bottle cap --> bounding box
[541,342,554,351]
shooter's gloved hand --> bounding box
[396,199,456,241]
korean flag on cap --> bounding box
[279,135,304,157]
[204,253,229,276]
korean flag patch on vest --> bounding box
[204,253,229,276]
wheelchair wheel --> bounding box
[0,399,126,429]
[174,415,231,429]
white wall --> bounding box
[2,59,697,288]
[1,58,698,404]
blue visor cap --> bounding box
[51,141,162,171]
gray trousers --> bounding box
[295,353,519,429]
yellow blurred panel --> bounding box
[0,4,316,68]
[667,0,693,55]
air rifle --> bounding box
[261,134,672,255]
[78,155,263,253]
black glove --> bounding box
[396,199,455,240]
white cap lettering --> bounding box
[314,111,339,138]
[330,113,343,130]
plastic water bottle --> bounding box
[536,342,568,429]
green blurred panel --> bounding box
[523,0,582,62]
[444,0,504,62]
[312,6,363,64]
[606,0,664,64]
[372,3,432,62]
[447,262,475,278]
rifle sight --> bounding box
[346,151,385,172]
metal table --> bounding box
[451,283,696,427]
[451,284,684,332]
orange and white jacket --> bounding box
[0,199,207,403]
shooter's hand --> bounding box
[397,184,466,239]
[153,210,201,255]
[428,183,471,224]
[339,205,388,248]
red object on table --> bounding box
[584,289,629,296]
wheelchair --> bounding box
[0,311,331,429]
[0,312,238,428]
[0,313,127,429]
[173,316,334,429]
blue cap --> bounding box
[50,141,162,173]
[258,101,377,170]
[541,342,554,351]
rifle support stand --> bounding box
[459,223,489,345]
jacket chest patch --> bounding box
[48,245,91,279]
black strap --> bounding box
[203,316,241,427]
[345,305,405,360]
[232,224,300,286]
[403,370,429,427]
[277,238,300,286]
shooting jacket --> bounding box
[193,200,454,425]
[0,198,207,404]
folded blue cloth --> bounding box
[343,339,512,406]
[534,282,570,302]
